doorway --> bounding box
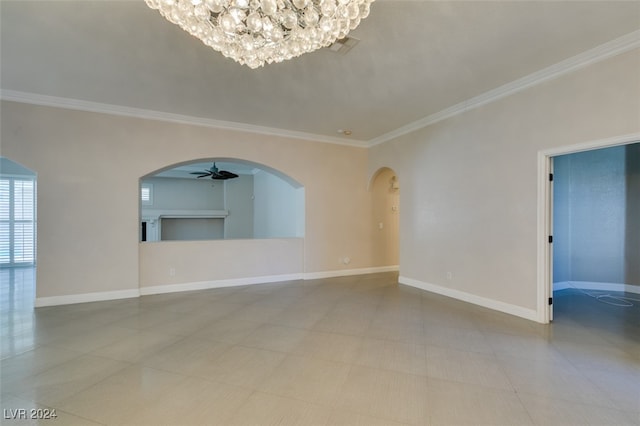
[539,135,640,323]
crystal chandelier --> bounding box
[145,0,374,69]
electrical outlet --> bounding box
[446,271,453,281]
[169,267,176,276]
[343,257,351,265]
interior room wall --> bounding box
[224,174,254,239]
[253,170,302,239]
[369,49,640,317]
[139,238,304,290]
[0,101,374,300]
[625,143,640,286]
[142,176,224,211]
[553,146,627,286]
[552,155,571,284]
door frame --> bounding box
[536,132,640,323]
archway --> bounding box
[137,158,306,295]
[370,167,400,268]
[139,158,304,242]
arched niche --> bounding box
[369,167,400,267]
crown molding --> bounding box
[0,89,368,148]
[368,30,640,147]
[2,30,638,149]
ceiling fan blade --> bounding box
[219,171,239,179]
[190,171,210,175]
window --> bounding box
[141,183,153,205]
[0,178,36,265]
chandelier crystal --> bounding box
[145,0,374,69]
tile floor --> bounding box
[1,267,639,425]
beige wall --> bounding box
[0,102,375,299]
[139,239,304,290]
[224,174,254,239]
[370,49,640,313]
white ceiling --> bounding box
[1,1,639,145]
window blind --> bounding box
[0,178,35,265]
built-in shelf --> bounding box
[142,209,228,220]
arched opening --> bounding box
[139,158,304,242]
[0,157,37,308]
[138,158,305,294]
[370,167,400,268]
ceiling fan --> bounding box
[189,163,239,180]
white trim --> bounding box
[303,265,399,280]
[554,281,640,295]
[141,267,399,295]
[399,276,539,323]
[0,90,368,148]
[140,273,304,296]
[536,150,554,323]
[2,32,638,150]
[32,267,400,307]
[369,30,640,146]
[35,289,140,308]
[540,133,640,157]
[141,209,229,219]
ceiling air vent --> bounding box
[326,36,360,55]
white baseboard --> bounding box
[34,267,400,307]
[139,273,304,296]
[303,265,399,280]
[554,281,640,295]
[399,276,539,322]
[35,289,140,308]
[143,267,399,296]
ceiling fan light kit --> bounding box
[145,0,374,69]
